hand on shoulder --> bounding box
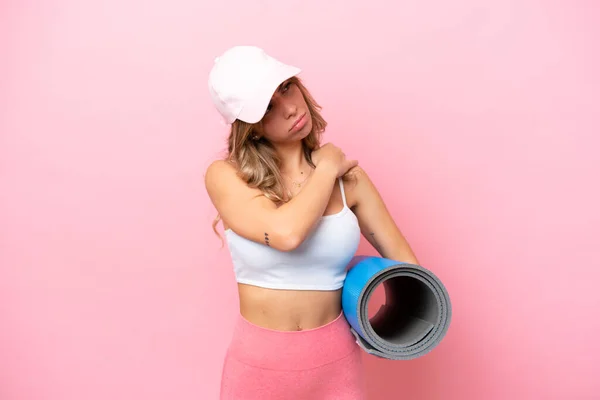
[311,143,358,178]
[345,165,366,180]
[342,165,376,209]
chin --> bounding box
[300,119,313,137]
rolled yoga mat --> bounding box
[342,256,452,360]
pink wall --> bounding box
[2,0,599,399]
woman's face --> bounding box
[257,79,313,144]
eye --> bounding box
[281,81,292,93]
[265,103,272,113]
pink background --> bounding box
[2,0,599,399]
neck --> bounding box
[275,141,309,175]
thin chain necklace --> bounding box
[284,168,312,189]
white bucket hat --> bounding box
[208,46,301,124]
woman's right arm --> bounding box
[205,144,357,251]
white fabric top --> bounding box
[224,178,361,290]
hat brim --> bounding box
[236,64,301,124]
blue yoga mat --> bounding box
[342,256,452,360]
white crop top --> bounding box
[224,178,361,290]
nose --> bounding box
[281,98,297,119]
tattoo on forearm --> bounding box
[264,232,270,246]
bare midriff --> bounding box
[237,283,343,331]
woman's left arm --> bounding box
[348,166,420,265]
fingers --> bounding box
[341,159,358,176]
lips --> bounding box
[290,113,307,132]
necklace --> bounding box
[284,169,311,189]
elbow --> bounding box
[272,229,303,252]
[278,235,303,252]
[267,215,307,251]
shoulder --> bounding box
[204,159,240,198]
[206,158,251,184]
[205,159,235,182]
[344,165,372,188]
[345,165,368,180]
[204,159,263,203]
[343,165,378,207]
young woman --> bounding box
[205,45,419,399]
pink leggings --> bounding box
[220,311,366,399]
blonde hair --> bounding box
[211,76,336,237]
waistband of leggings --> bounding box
[227,311,359,370]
